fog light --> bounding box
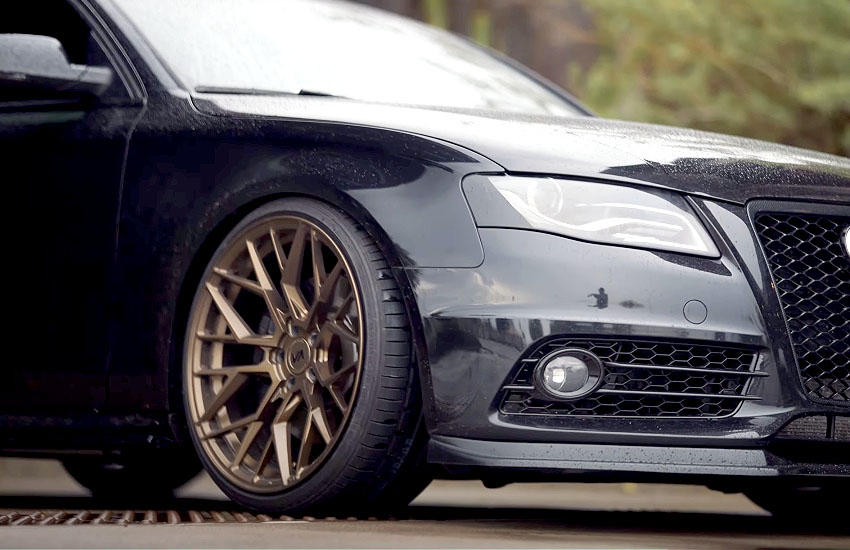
[534,349,604,400]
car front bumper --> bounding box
[407,198,849,478]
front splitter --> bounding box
[429,435,850,479]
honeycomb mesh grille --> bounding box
[500,339,761,418]
[754,213,850,403]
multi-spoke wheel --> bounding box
[183,198,429,514]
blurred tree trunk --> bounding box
[491,1,535,63]
[357,0,423,19]
[446,0,476,35]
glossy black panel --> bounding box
[106,94,498,411]
[430,436,850,479]
[193,95,850,205]
[3,0,848,485]
[1,0,143,413]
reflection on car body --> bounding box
[1,0,848,520]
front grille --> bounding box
[754,212,850,403]
[500,339,762,418]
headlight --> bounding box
[463,175,719,257]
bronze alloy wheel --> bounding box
[185,214,363,493]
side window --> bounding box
[0,0,130,103]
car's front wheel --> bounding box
[182,197,429,515]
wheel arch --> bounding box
[165,182,434,443]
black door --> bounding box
[0,0,143,412]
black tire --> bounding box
[745,485,843,520]
[63,450,201,501]
[183,197,430,515]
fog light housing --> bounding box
[534,349,604,400]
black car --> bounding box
[2,0,848,518]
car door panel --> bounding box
[0,0,143,413]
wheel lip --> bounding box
[183,210,366,495]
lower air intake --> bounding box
[500,339,762,418]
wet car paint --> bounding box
[194,94,850,204]
[2,0,848,485]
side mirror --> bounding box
[0,34,113,97]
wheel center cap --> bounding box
[285,338,312,375]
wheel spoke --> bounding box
[231,421,263,471]
[295,414,314,474]
[205,283,277,347]
[307,262,343,319]
[310,228,328,291]
[196,331,275,348]
[328,386,348,413]
[201,415,256,440]
[253,436,275,482]
[246,239,289,330]
[195,363,272,377]
[212,268,263,295]
[201,381,277,440]
[196,331,237,343]
[252,383,281,424]
[315,354,358,387]
[199,373,249,422]
[205,283,254,341]
[272,421,293,484]
[325,319,360,345]
[279,390,302,419]
[320,264,343,303]
[270,390,302,485]
[314,353,356,385]
[269,228,287,273]
[310,406,332,444]
[329,361,358,385]
[331,291,355,322]
[298,379,323,413]
[281,222,309,320]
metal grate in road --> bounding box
[0,510,379,525]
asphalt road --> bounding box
[1,458,847,549]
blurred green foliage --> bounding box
[569,0,850,157]
[367,0,850,156]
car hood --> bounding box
[194,94,850,204]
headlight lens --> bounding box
[468,175,719,257]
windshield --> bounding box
[112,0,582,116]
